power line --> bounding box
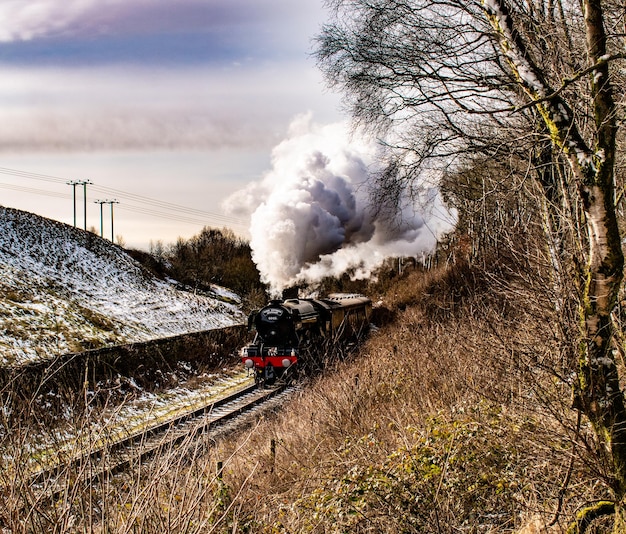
[0,166,245,225]
[0,182,227,226]
[115,203,223,225]
[0,167,66,184]
[89,184,245,225]
[0,182,69,199]
[0,166,249,231]
[0,181,249,232]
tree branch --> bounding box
[511,53,626,114]
[566,501,615,534]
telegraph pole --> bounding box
[68,181,78,227]
[82,180,91,230]
[94,199,119,241]
[94,199,107,237]
[108,200,119,242]
[67,180,91,229]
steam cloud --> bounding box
[225,114,456,295]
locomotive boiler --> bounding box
[241,293,372,384]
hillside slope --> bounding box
[0,206,245,365]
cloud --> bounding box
[224,114,457,294]
[0,0,325,52]
[0,1,79,42]
[0,1,224,42]
[0,0,341,152]
[0,63,341,151]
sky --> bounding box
[0,0,345,249]
[0,0,457,293]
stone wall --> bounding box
[0,325,249,422]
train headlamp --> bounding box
[244,359,254,369]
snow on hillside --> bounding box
[0,206,245,365]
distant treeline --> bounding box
[127,227,266,310]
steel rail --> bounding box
[24,381,291,508]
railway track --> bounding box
[22,376,295,507]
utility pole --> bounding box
[82,180,91,230]
[67,180,91,229]
[68,181,79,227]
[94,200,107,237]
[108,200,119,242]
[94,199,119,242]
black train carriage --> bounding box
[241,293,372,384]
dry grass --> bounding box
[0,262,612,533]
[212,264,603,533]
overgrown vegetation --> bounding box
[315,0,626,528]
[0,249,609,532]
[210,261,583,533]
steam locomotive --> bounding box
[241,294,372,384]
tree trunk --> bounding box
[575,179,626,499]
[485,0,626,503]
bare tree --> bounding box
[316,0,626,528]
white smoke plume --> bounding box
[224,113,456,295]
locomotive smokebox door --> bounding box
[260,307,284,323]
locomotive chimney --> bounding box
[282,286,299,300]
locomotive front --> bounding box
[241,299,318,384]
